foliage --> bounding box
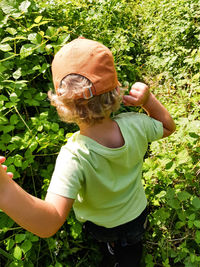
[0,0,199,266]
[135,0,200,121]
[135,1,200,265]
[143,117,200,266]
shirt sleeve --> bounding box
[141,113,163,142]
[47,146,83,199]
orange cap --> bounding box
[52,37,119,99]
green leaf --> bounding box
[0,63,7,73]
[194,220,200,228]
[40,112,48,119]
[145,254,154,266]
[51,123,59,132]
[167,198,180,209]
[58,33,70,45]
[1,36,27,43]
[0,0,15,14]
[195,231,200,243]
[35,92,47,100]
[6,27,17,35]
[1,133,11,143]
[154,208,170,221]
[0,95,8,101]
[177,210,187,223]
[32,65,41,71]
[155,190,166,198]
[15,234,26,243]
[2,125,14,133]
[190,253,197,263]
[177,191,191,201]
[24,99,40,106]
[189,132,199,139]
[37,125,43,131]
[40,63,50,73]
[13,68,22,80]
[29,142,38,152]
[28,33,42,44]
[10,93,18,103]
[188,220,193,228]
[34,16,43,23]
[166,188,175,199]
[176,149,191,165]
[7,165,17,175]
[192,197,200,210]
[21,240,32,253]
[13,246,22,260]
[165,160,173,169]
[70,221,82,239]
[10,114,19,125]
[189,214,195,221]
[175,221,185,229]
[0,115,8,125]
[5,102,17,108]
[20,44,35,59]
[9,260,24,267]
[6,239,15,250]
[0,43,12,52]
[14,154,23,167]
[29,235,39,242]
[0,213,15,230]
[46,26,57,37]
[19,0,31,13]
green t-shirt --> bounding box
[48,112,163,228]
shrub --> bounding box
[0,0,199,266]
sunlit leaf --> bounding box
[19,0,31,13]
[13,246,22,260]
[0,43,12,52]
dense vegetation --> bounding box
[0,0,199,266]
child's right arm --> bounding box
[123,82,176,138]
[0,157,74,238]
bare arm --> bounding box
[123,82,176,137]
[0,158,74,238]
[142,92,176,137]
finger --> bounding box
[129,89,139,98]
[123,95,137,106]
[131,85,140,92]
[7,172,14,179]
[131,82,148,90]
[0,156,6,164]
[122,99,128,106]
[2,165,8,171]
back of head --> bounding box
[52,37,119,99]
[49,37,122,125]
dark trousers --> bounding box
[114,240,143,267]
[84,208,148,267]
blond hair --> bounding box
[48,74,122,125]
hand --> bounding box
[122,82,150,106]
[0,156,14,179]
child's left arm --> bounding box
[123,82,176,138]
[0,157,74,238]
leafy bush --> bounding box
[135,0,200,121]
[0,0,199,266]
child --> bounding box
[0,37,176,267]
